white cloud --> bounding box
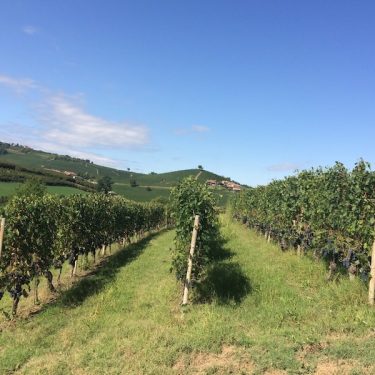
[37,94,148,148]
[267,163,301,172]
[32,141,118,167]
[0,75,150,169]
[22,26,38,35]
[0,74,38,93]
[191,125,209,133]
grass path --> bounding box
[0,218,374,374]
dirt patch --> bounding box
[173,345,255,374]
[314,360,354,375]
[264,370,288,375]
[296,342,328,361]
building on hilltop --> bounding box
[206,179,218,186]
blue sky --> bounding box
[0,0,374,185]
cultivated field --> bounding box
[1,217,373,374]
[0,182,87,197]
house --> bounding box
[206,179,217,186]
[219,180,242,191]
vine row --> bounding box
[231,160,374,282]
[0,194,166,315]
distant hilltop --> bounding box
[0,141,241,205]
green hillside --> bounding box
[0,217,373,374]
[0,144,227,185]
[0,142,235,204]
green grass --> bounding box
[0,182,87,197]
[46,186,88,196]
[113,184,172,202]
[2,218,373,374]
[0,182,20,196]
[112,183,232,207]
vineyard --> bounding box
[231,160,375,302]
[0,193,165,316]
[0,172,375,373]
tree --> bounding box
[97,176,113,194]
[198,165,203,170]
[15,177,46,197]
[130,179,138,187]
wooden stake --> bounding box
[297,244,301,256]
[73,258,78,276]
[0,217,5,259]
[368,232,375,305]
[182,215,200,306]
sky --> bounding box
[0,0,374,186]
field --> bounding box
[0,149,227,185]
[112,184,232,205]
[112,184,172,202]
[0,182,87,197]
[0,147,235,205]
[1,217,373,374]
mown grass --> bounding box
[0,217,374,374]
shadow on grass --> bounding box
[59,231,164,308]
[207,236,233,262]
[196,262,252,304]
[195,240,252,305]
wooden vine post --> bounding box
[0,217,5,259]
[182,215,200,306]
[369,227,375,305]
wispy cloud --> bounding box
[0,74,38,93]
[192,125,209,133]
[0,74,151,168]
[22,26,38,35]
[267,163,301,172]
[37,94,149,148]
[34,141,118,167]
[174,125,210,136]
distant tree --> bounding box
[149,171,157,175]
[97,176,113,194]
[15,177,46,197]
[130,179,138,187]
[146,186,152,191]
[198,165,203,170]
[127,168,130,172]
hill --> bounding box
[0,142,236,204]
[0,217,373,374]
[0,142,228,185]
